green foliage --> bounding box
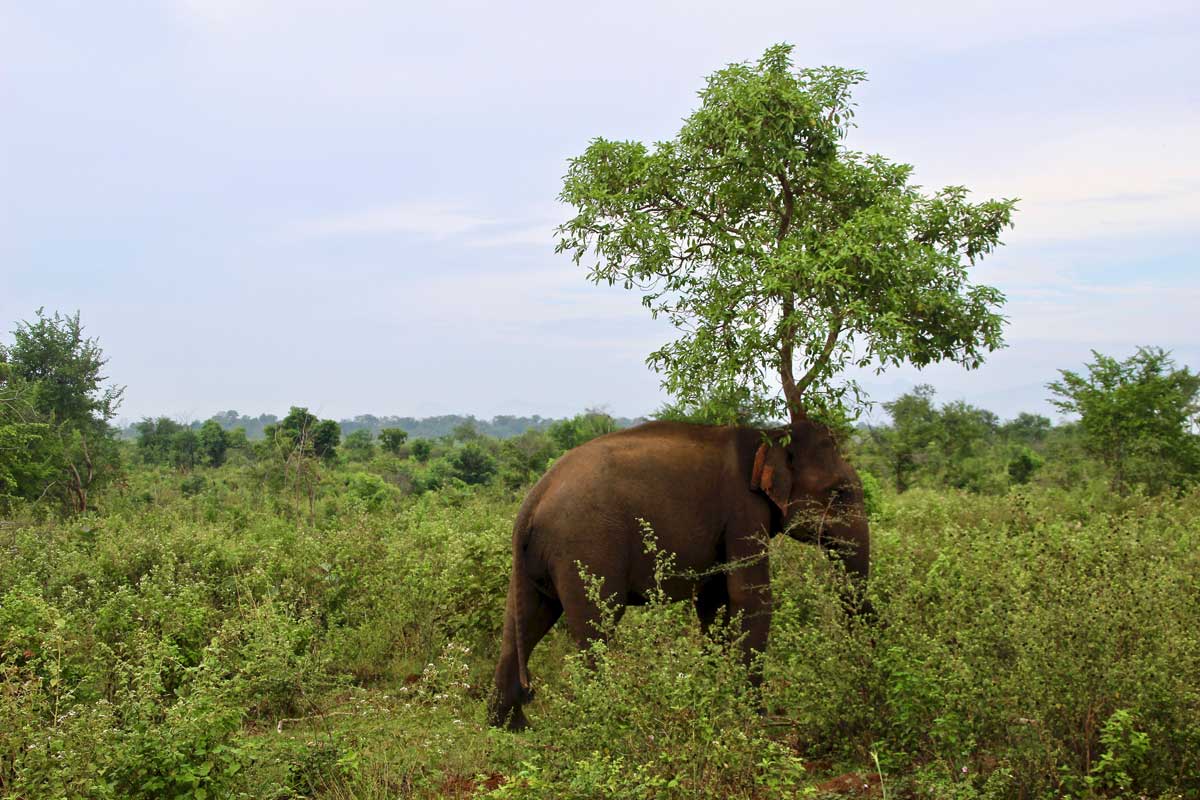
[450,442,499,485]
[452,420,481,442]
[654,390,767,427]
[378,426,408,454]
[409,438,433,462]
[546,410,617,451]
[197,420,228,467]
[1007,447,1043,485]
[558,44,1015,422]
[858,386,1063,495]
[497,429,558,489]
[766,488,1200,798]
[1049,347,1200,492]
[264,406,341,462]
[135,416,186,465]
[3,308,123,425]
[179,473,206,497]
[344,471,400,511]
[0,370,54,511]
[134,418,228,470]
[343,428,376,461]
[877,385,943,492]
[171,428,199,470]
[0,309,124,513]
[3,396,1200,798]
[1001,412,1051,444]
[858,469,884,520]
[1080,708,1152,797]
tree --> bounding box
[547,410,618,451]
[2,310,124,512]
[0,367,55,510]
[1001,412,1051,445]
[1007,447,1043,485]
[378,427,408,455]
[558,44,1015,424]
[343,428,376,461]
[198,419,229,467]
[450,442,498,485]
[265,407,341,462]
[1048,347,1200,492]
[6,309,124,425]
[451,420,481,442]
[880,385,941,492]
[260,407,341,522]
[171,429,199,470]
[937,400,999,490]
[499,429,558,488]
[136,417,185,465]
[409,439,433,463]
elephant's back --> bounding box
[538,420,734,496]
[520,422,738,569]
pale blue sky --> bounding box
[2,1,1197,424]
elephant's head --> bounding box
[751,420,872,608]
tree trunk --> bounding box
[779,293,807,425]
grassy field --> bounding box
[2,464,1198,799]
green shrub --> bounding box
[344,470,401,511]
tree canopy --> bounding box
[264,407,341,462]
[558,44,1016,423]
[1049,347,1200,492]
[0,310,124,512]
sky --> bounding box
[1,0,1197,426]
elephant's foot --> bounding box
[487,685,530,731]
[506,707,529,732]
[488,702,528,731]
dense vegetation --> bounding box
[4,311,1200,798]
[1,447,1197,798]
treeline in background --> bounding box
[2,310,1199,799]
[118,410,648,445]
[4,310,1198,519]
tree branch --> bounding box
[780,293,802,422]
[776,172,795,243]
[793,318,843,398]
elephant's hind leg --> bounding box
[553,563,627,652]
[489,586,561,730]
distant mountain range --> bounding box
[118,411,648,441]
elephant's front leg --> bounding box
[725,554,772,691]
[694,576,730,637]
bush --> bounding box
[344,470,401,511]
[767,487,1200,797]
[450,442,498,486]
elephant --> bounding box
[487,418,870,730]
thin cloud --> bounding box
[291,203,497,239]
[902,115,1200,244]
[466,222,560,249]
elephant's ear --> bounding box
[751,442,793,513]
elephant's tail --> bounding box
[511,515,533,694]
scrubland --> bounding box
[2,461,1197,799]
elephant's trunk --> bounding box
[821,517,873,622]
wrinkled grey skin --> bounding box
[488,419,870,730]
